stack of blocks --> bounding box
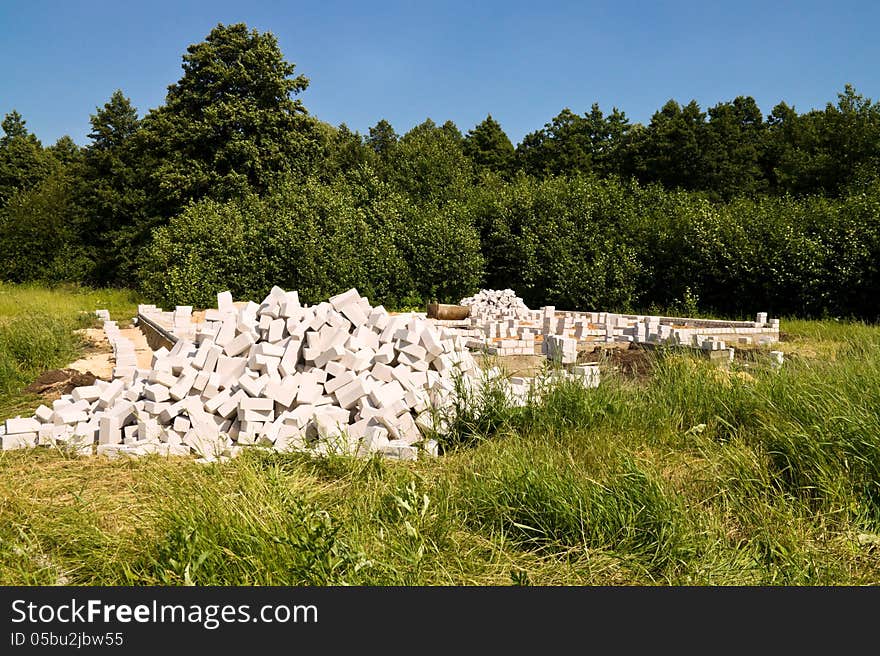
[3,287,483,463]
[460,289,533,321]
[542,335,578,364]
[102,319,138,380]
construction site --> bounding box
[0,287,781,461]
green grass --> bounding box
[0,282,141,419]
[1,284,879,585]
[0,282,141,324]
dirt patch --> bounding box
[580,346,655,380]
[67,325,155,380]
[25,369,97,399]
[474,354,547,378]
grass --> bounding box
[1,284,880,585]
[0,282,141,420]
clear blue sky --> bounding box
[1,1,877,147]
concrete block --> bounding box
[215,356,247,386]
[380,440,418,461]
[204,389,232,414]
[240,396,274,412]
[290,370,319,404]
[168,370,197,401]
[98,416,121,445]
[224,331,255,357]
[137,419,162,443]
[313,402,350,430]
[334,377,369,410]
[192,370,211,392]
[369,380,406,408]
[2,433,36,450]
[371,362,395,383]
[324,370,356,400]
[158,401,186,424]
[5,417,40,434]
[38,424,67,446]
[399,342,427,361]
[360,424,389,454]
[149,370,178,388]
[97,379,125,409]
[372,342,395,366]
[287,403,316,429]
[238,373,267,398]
[71,386,101,403]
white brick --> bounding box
[240,397,274,412]
[324,370,355,395]
[71,386,101,403]
[3,433,36,450]
[238,373,267,397]
[334,377,368,410]
[369,380,406,408]
[97,379,125,409]
[224,331,255,357]
[5,417,40,434]
[98,416,121,445]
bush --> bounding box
[140,172,483,308]
[0,172,95,284]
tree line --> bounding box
[1,23,879,318]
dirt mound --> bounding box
[580,346,654,380]
[25,369,97,397]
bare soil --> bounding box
[24,369,97,400]
[580,345,655,380]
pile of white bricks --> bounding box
[1,288,480,462]
[448,303,780,362]
[460,289,532,320]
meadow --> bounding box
[0,283,878,585]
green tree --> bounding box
[48,136,82,166]
[703,96,767,199]
[320,123,378,180]
[517,108,592,176]
[385,119,473,203]
[0,111,56,206]
[463,114,516,176]
[635,100,709,191]
[366,119,398,158]
[764,86,880,197]
[138,22,323,217]
[78,90,147,284]
[0,169,94,283]
[515,104,630,178]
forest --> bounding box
[2,22,879,318]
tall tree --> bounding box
[138,22,322,217]
[48,136,83,166]
[79,90,146,284]
[703,96,767,199]
[516,104,630,178]
[763,86,880,197]
[463,114,516,176]
[320,123,378,179]
[366,119,398,157]
[385,118,472,203]
[0,111,55,205]
[635,99,709,191]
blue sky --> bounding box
[1,1,877,147]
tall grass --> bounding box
[454,435,690,574]
[1,285,880,584]
[0,314,82,396]
[0,281,141,323]
[0,283,141,419]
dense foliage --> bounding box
[2,21,879,317]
